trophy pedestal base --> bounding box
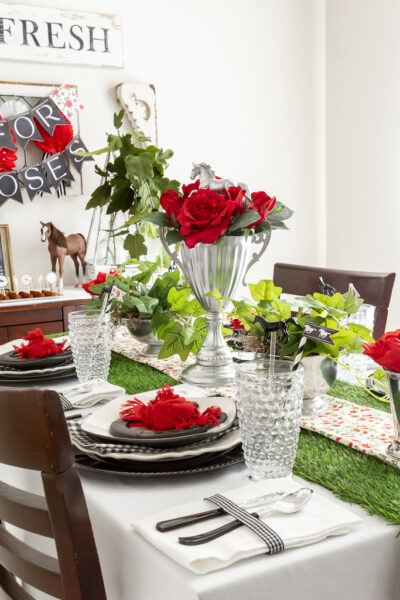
[141,342,163,356]
[181,361,236,388]
[302,395,328,415]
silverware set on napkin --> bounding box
[156,487,313,545]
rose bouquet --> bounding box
[140,165,293,248]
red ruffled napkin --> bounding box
[13,328,70,359]
[120,384,222,432]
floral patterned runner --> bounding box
[112,331,398,469]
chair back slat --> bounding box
[273,263,396,338]
[0,388,107,600]
[0,388,73,473]
[0,526,62,598]
[0,482,52,537]
[0,565,36,600]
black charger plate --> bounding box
[74,445,244,477]
[0,346,72,370]
[109,411,228,448]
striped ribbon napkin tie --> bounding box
[206,494,285,554]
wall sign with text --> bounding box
[0,3,123,68]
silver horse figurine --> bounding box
[191,163,251,202]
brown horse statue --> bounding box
[40,221,86,291]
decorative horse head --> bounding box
[191,162,215,188]
[40,221,52,243]
[190,162,250,200]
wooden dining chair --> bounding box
[273,262,396,339]
[0,387,107,600]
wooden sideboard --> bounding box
[0,292,91,343]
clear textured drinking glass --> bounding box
[68,309,112,383]
[236,360,304,480]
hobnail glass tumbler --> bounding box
[236,360,304,480]
[68,310,112,383]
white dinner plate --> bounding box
[73,427,241,463]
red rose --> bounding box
[225,186,247,214]
[82,271,107,295]
[182,178,200,198]
[178,189,237,248]
[160,189,184,226]
[248,191,276,227]
[363,329,400,373]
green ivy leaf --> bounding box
[86,182,111,209]
[107,183,135,214]
[151,307,171,334]
[313,292,345,311]
[248,280,282,302]
[131,130,151,144]
[158,322,191,361]
[167,286,192,313]
[107,134,123,152]
[123,233,147,259]
[342,291,364,315]
[125,153,154,181]
[348,322,374,342]
[190,317,208,354]
[113,109,125,129]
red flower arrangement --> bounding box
[82,269,120,295]
[229,317,245,330]
[160,179,277,249]
[119,384,222,432]
[13,328,70,359]
[363,330,400,373]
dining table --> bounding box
[1,333,400,600]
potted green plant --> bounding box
[226,280,374,412]
[84,259,221,360]
[84,110,180,261]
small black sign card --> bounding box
[302,321,337,346]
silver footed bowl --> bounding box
[125,319,163,356]
[302,355,337,415]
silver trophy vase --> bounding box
[386,370,400,459]
[160,231,270,386]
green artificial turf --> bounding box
[108,351,177,393]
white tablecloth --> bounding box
[1,348,400,600]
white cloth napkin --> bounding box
[133,479,361,574]
[59,379,125,409]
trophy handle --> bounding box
[243,232,271,285]
[159,228,186,276]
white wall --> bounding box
[325,0,400,327]
[0,0,324,290]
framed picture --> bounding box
[0,81,83,197]
[0,225,15,291]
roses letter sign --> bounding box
[0,3,123,67]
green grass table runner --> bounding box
[108,351,400,526]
